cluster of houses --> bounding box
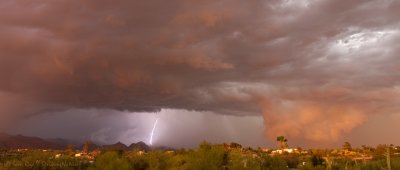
[73,150,101,160]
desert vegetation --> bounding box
[1,140,400,170]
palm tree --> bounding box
[276,136,288,149]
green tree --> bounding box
[145,150,170,170]
[260,154,289,170]
[166,153,189,169]
[90,151,131,170]
[127,153,149,170]
[184,141,228,170]
[228,151,263,170]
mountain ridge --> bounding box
[0,133,154,151]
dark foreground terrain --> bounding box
[1,138,400,170]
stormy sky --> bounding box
[1,0,400,148]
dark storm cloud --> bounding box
[1,0,400,142]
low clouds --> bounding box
[0,0,400,144]
[261,101,367,141]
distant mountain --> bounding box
[102,142,129,150]
[0,133,65,150]
[101,141,152,151]
[0,133,158,151]
[46,138,103,150]
[129,141,150,151]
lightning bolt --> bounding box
[149,118,159,146]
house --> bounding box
[55,154,62,158]
[74,153,84,157]
[260,148,271,152]
[271,148,299,154]
[75,150,101,160]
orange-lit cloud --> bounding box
[0,0,400,144]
